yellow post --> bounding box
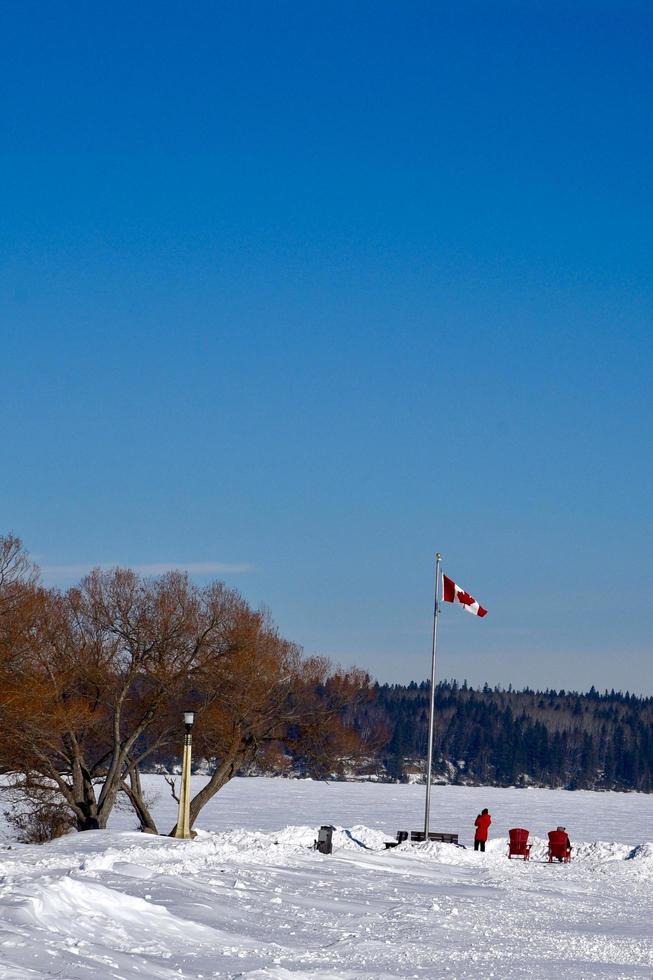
[174,711,195,839]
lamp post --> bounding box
[174,710,195,839]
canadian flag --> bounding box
[442,574,487,617]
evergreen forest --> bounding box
[354,681,653,791]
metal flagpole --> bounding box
[424,552,442,837]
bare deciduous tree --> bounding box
[1,560,237,831]
[0,533,375,838]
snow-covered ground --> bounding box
[1,777,652,979]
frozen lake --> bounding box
[104,775,653,846]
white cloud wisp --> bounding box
[40,561,254,584]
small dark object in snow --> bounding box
[314,825,335,854]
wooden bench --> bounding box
[385,830,459,848]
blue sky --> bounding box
[2,2,652,692]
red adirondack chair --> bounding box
[507,828,531,860]
[547,830,572,863]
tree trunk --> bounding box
[96,783,121,829]
[121,766,159,834]
[75,799,100,831]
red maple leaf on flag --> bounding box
[442,573,488,616]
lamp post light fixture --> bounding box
[174,709,196,839]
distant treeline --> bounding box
[354,681,653,791]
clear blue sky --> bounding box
[2,2,652,692]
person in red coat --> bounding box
[474,808,491,852]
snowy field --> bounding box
[0,777,652,979]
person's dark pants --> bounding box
[474,838,485,852]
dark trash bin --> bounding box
[315,825,335,854]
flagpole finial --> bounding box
[436,552,441,559]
